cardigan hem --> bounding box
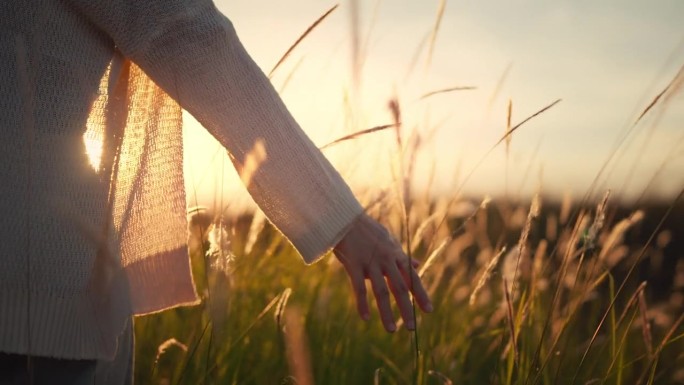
[0,271,131,361]
[125,246,200,315]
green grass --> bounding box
[132,4,684,384]
[133,197,684,384]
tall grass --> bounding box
[134,192,684,384]
[134,3,684,384]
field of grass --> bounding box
[131,3,684,384]
[133,194,684,384]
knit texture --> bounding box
[1,0,363,360]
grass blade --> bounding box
[319,123,397,150]
[268,4,339,77]
[633,63,684,126]
[419,86,476,100]
[426,0,447,70]
[572,186,684,384]
[493,99,562,149]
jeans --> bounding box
[0,354,96,385]
[0,319,133,385]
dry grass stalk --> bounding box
[505,99,513,157]
[618,64,684,195]
[388,98,402,147]
[527,205,596,383]
[448,196,491,240]
[319,123,396,150]
[387,97,413,234]
[562,191,612,317]
[277,55,306,94]
[154,338,188,365]
[582,63,684,202]
[268,4,339,77]
[574,281,649,385]
[615,282,648,327]
[638,289,654,360]
[275,287,293,329]
[373,368,383,385]
[427,233,472,297]
[450,98,561,209]
[518,194,540,257]
[586,190,611,246]
[510,193,540,295]
[402,132,424,234]
[404,31,430,80]
[220,291,287,356]
[418,237,451,278]
[486,62,513,111]
[283,307,314,385]
[637,311,684,385]
[426,0,447,71]
[598,210,644,263]
[447,98,560,212]
[580,280,651,383]
[563,209,589,262]
[361,189,391,217]
[470,246,507,306]
[531,239,547,290]
[370,346,408,383]
[472,204,491,251]
[419,86,476,100]
[503,278,519,365]
[493,99,562,148]
[349,0,361,90]
[427,370,454,385]
[410,211,443,253]
[635,130,684,204]
[633,63,684,126]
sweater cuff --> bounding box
[289,196,364,265]
[124,247,200,315]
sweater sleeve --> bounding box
[65,0,363,264]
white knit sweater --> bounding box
[0,0,363,360]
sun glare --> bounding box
[82,61,113,172]
[83,132,103,171]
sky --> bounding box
[182,0,684,211]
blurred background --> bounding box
[137,3,684,383]
[182,0,684,212]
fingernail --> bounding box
[426,303,434,312]
[362,313,370,321]
[388,323,396,332]
[406,322,415,330]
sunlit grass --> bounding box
[132,3,684,384]
[133,193,684,384]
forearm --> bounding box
[67,0,363,262]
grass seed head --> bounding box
[470,246,507,307]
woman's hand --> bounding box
[333,214,433,332]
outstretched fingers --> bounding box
[369,267,397,332]
[341,258,370,321]
[385,263,416,330]
[398,259,433,313]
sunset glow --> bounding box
[180,0,683,208]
